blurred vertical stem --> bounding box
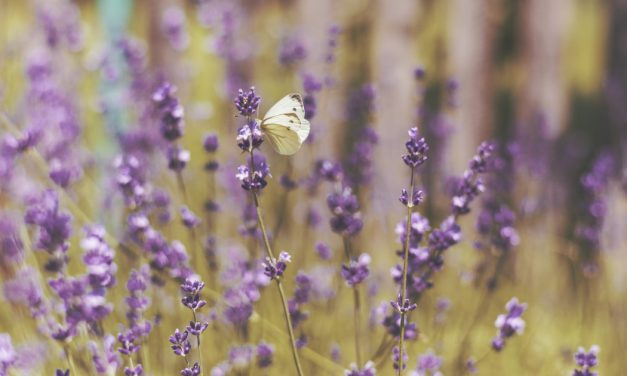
[343,236,362,367]
[248,147,305,376]
[398,167,415,375]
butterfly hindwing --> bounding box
[260,93,310,155]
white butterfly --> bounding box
[259,93,310,155]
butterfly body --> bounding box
[259,93,310,155]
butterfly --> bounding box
[259,93,310,155]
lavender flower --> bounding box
[169,329,191,357]
[180,362,200,376]
[256,342,274,368]
[124,364,143,376]
[392,346,408,372]
[411,350,442,376]
[345,361,376,376]
[402,128,429,168]
[234,87,261,117]
[263,251,292,280]
[153,82,185,141]
[279,36,307,67]
[236,153,270,191]
[203,133,219,153]
[0,334,16,375]
[572,345,599,376]
[491,297,527,351]
[181,278,207,312]
[327,186,363,237]
[55,369,70,376]
[180,206,200,228]
[24,190,72,260]
[236,120,264,152]
[161,6,189,51]
[167,145,190,172]
[341,253,371,286]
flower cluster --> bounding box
[152,82,185,141]
[236,154,271,192]
[345,361,376,376]
[234,87,261,117]
[236,120,264,152]
[181,278,207,311]
[572,345,599,376]
[491,297,527,351]
[263,251,292,280]
[341,253,371,286]
[451,142,494,216]
[327,186,363,237]
[402,127,429,168]
[278,35,307,67]
[410,350,443,376]
[169,328,191,357]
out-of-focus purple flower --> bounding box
[24,190,72,257]
[256,342,274,368]
[180,206,200,228]
[0,334,17,374]
[203,133,219,153]
[167,145,190,172]
[169,329,191,357]
[344,360,376,376]
[466,357,477,373]
[327,186,363,237]
[402,128,429,169]
[263,251,291,281]
[382,310,418,341]
[491,297,527,351]
[234,87,261,117]
[572,345,599,376]
[153,82,185,141]
[81,225,117,290]
[114,155,149,210]
[0,217,24,266]
[315,242,333,260]
[279,36,307,67]
[229,344,254,370]
[412,350,443,376]
[325,25,341,65]
[346,127,378,186]
[279,174,297,190]
[316,160,344,183]
[161,6,189,51]
[180,362,200,376]
[301,74,322,120]
[341,253,371,286]
[89,334,120,374]
[55,369,70,376]
[395,213,431,248]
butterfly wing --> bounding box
[261,93,310,155]
[262,122,303,155]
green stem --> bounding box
[248,146,304,376]
[192,310,204,376]
[398,167,415,375]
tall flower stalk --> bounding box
[234,87,305,376]
[395,127,428,374]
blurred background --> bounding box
[0,0,626,375]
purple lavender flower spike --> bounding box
[344,361,376,376]
[55,369,70,376]
[279,36,307,67]
[161,6,189,51]
[256,342,274,368]
[491,297,527,351]
[402,128,429,168]
[153,82,185,141]
[167,145,190,172]
[203,133,219,153]
[180,362,200,376]
[263,251,292,281]
[234,87,261,117]
[236,120,264,152]
[124,364,143,376]
[392,346,407,372]
[572,345,599,376]
[327,185,363,237]
[341,253,371,286]
[180,206,200,228]
[415,350,443,376]
[169,329,191,357]
[0,334,17,375]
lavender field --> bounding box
[0,1,626,375]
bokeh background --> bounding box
[1,0,626,375]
